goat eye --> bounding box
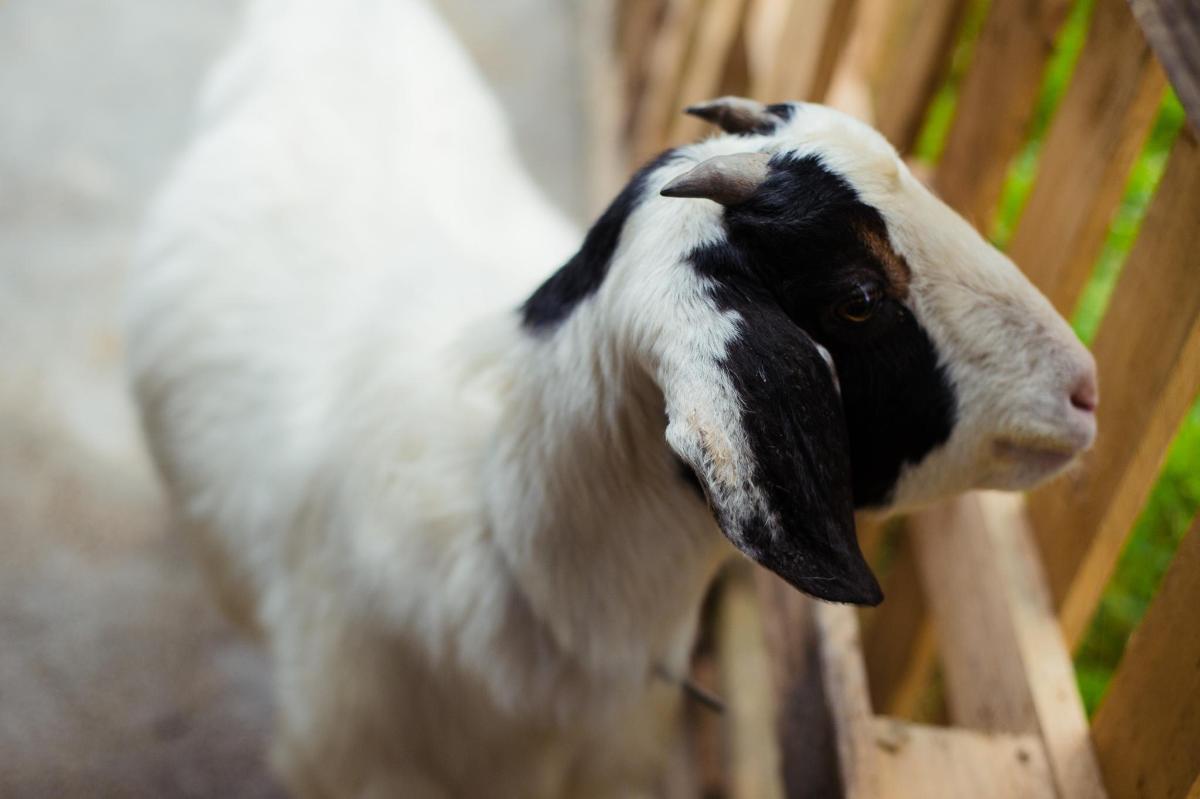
[836,286,881,323]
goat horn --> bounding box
[685,96,778,134]
[660,152,771,207]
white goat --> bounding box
[127,1,1098,796]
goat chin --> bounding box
[126,0,1096,796]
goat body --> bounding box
[129,1,1099,796]
[129,1,717,795]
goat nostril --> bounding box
[1070,373,1099,413]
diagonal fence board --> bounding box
[1029,128,1200,644]
[933,0,1073,228]
[1091,513,1200,799]
[1007,0,1166,313]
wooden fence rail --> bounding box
[607,0,1200,795]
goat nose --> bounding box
[1069,365,1099,413]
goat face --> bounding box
[524,100,1096,605]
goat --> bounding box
[126,2,1098,796]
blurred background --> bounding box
[1,0,1197,796]
[0,1,595,795]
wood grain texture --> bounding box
[1029,129,1200,644]
[934,0,1072,227]
[910,495,1040,734]
[1008,0,1165,313]
[869,720,1057,799]
[1092,513,1200,799]
[1129,0,1200,132]
[813,602,883,799]
[870,0,967,153]
[978,492,1106,799]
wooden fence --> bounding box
[604,0,1200,796]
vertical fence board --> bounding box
[669,0,753,143]
[871,0,967,154]
[1030,129,1200,644]
[910,496,1040,734]
[814,602,883,799]
[716,565,785,799]
[1091,514,1200,799]
[750,0,857,103]
[631,0,702,162]
[934,0,1072,227]
[1008,0,1166,313]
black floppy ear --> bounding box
[659,302,882,605]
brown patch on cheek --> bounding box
[858,224,912,298]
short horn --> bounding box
[660,152,771,207]
[685,96,780,134]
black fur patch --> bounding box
[690,153,957,507]
[521,150,680,332]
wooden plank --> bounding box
[715,564,785,799]
[616,0,666,141]
[754,571,844,798]
[979,492,1107,799]
[870,0,967,153]
[750,0,858,103]
[869,720,1057,799]
[813,602,883,799]
[1029,129,1200,644]
[669,0,752,143]
[1092,513,1200,799]
[1008,0,1166,313]
[934,0,1072,227]
[630,0,702,162]
[1129,0,1200,133]
[910,496,1040,734]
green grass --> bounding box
[916,0,1199,717]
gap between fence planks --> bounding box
[1029,128,1200,645]
[1007,0,1166,314]
[934,0,1073,228]
[1091,512,1200,799]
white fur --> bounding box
[127,2,1095,796]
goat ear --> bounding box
[685,96,781,134]
[658,303,882,606]
[661,152,771,207]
